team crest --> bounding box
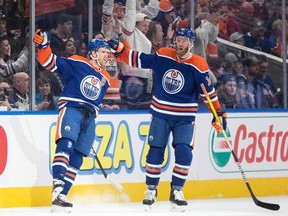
[162,69,184,94]
[80,75,102,100]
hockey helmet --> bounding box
[175,28,195,41]
[87,39,110,54]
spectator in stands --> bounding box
[102,0,125,39]
[233,1,254,34]
[103,0,157,44]
[229,32,244,46]
[119,11,154,109]
[252,0,269,22]
[171,1,217,85]
[106,0,153,109]
[93,31,105,39]
[0,12,7,37]
[257,54,275,91]
[123,12,152,52]
[208,57,226,86]
[182,0,219,60]
[154,0,183,38]
[242,55,259,99]
[217,2,242,41]
[50,14,74,56]
[44,15,74,96]
[60,39,77,57]
[154,0,208,42]
[217,75,241,109]
[223,52,244,79]
[229,0,244,17]
[208,0,222,14]
[0,36,29,78]
[252,54,279,108]
[8,72,29,110]
[146,20,165,53]
[269,19,288,58]
[0,11,23,60]
[243,18,272,54]
[36,65,64,97]
[228,32,245,58]
[75,40,87,58]
[35,77,58,111]
[136,0,159,19]
[236,75,255,109]
[266,2,282,33]
[0,77,12,111]
[0,0,8,17]
[113,1,126,21]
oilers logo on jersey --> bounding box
[80,75,104,100]
[162,69,184,94]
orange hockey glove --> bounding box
[211,112,227,133]
[33,29,50,49]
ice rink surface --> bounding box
[0,196,287,216]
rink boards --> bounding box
[0,111,287,207]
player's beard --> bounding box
[176,46,189,58]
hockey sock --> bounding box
[172,144,192,188]
[145,146,165,187]
[61,149,83,195]
[52,138,75,180]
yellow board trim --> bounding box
[1,177,287,208]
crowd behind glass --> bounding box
[0,0,287,111]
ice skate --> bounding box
[51,194,73,213]
[142,189,157,211]
[52,179,64,202]
[169,189,187,212]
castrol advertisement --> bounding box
[0,111,287,185]
[208,113,288,175]
[0,111,287,207]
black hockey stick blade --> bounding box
[254,198,280,211]
[246,182,280,211]
[232,151,280,211]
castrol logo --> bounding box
[209,120,288,173]
[210,130,232,168]
[234,124,288,163]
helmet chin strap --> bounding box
[90,52,102,70]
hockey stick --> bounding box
[200,83,280,211]
[91,147,123,192]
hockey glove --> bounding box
[106,39,124,56]
[33,29,50,49]
[211,112,227,134]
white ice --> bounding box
[0,196,287,216]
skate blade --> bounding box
[51,205,72,213]
[170,203,187,212]
[144,204,153,212]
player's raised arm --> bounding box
[106,38,157,70]
[33,29,54,65]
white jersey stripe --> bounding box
[153,96,198,107]
[150,105,197,116]
[146,173,161,178]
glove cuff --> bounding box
[37,44,49,49]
